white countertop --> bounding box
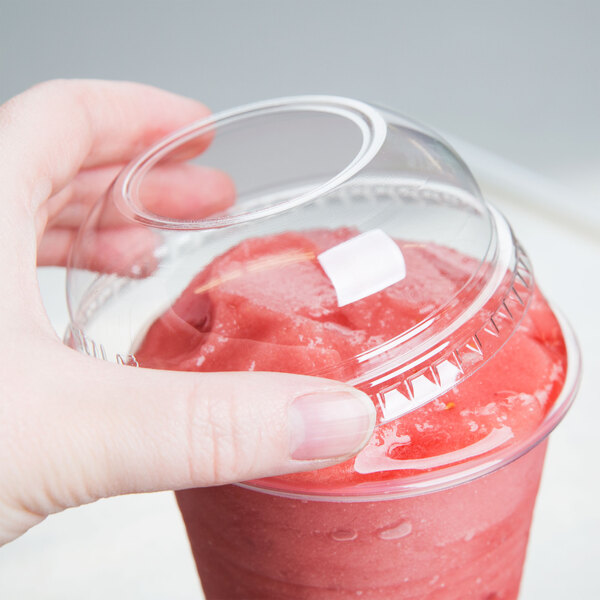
[0,153,598,599]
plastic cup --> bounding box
[175,312,579,599]
[180,443,547,599]
[65,97,581,599]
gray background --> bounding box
[1,2,598,599]
[2,0,600,187]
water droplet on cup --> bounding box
[330,528,358,541]
[377,520,413,540]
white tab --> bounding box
[317,229,406,307]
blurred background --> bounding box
[2,0,600,208]
[1,1,598,598]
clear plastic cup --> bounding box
[65,97,581,599]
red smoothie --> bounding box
[135,228,567,599]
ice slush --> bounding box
[136,228,567,599]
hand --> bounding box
[0,80,375,545]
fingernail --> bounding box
[289,390,376,461]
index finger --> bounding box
[0,79,212,220]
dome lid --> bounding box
[66,96,534,429]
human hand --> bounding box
[0,80,375,545]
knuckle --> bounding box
[29,78,70,95]
[183,380,254,486]
[0,96,17,128]
[24,79,77,108]
[1,80,70,126]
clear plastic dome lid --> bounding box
[66,96,534,428]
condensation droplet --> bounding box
[330,528,358,542]
[377,520,413,540]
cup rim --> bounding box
[238,307,581,502]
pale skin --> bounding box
[0,80,375,546]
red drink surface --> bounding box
[136,229,567,599]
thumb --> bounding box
[7,346,375,535]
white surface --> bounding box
[0,157,598,598]
[476,172,600,600]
